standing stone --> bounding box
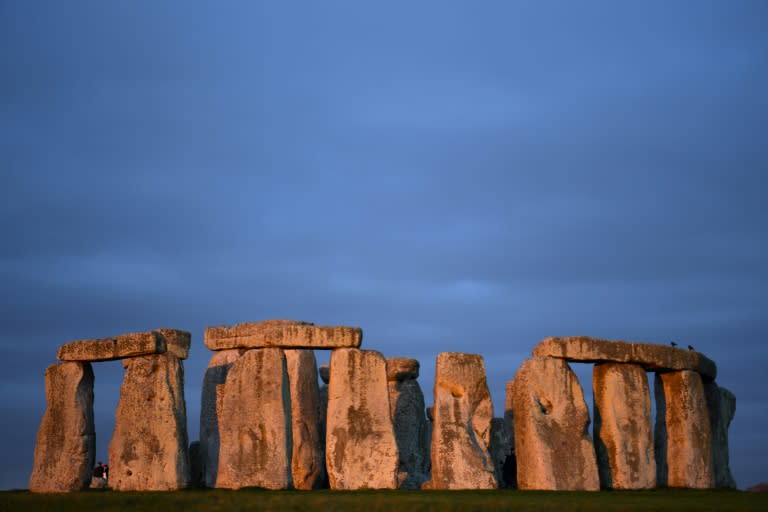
[318,364,329,465]
[490,418,514,488]
[593,363,655,489]
[704,382,737,488]
[189,441,203,488]
[29,362,95,493]
[285,349,325,490]
[216,348,292,490]
[654,370,714,488]
[109,352,191,491]
[428,352,497,490]
[501,380,517,488]
[386,357,429,489]
[199,349,241,487]
[326,348,398,489]
[509,357,599,491]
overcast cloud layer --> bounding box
[1,1,766,490]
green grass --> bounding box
[1,488,765,512]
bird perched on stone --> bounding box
[670,341,678,347]
[687,344,695,351]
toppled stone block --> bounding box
[108,352,191,491]
[655,370,714,488]
[386,357,429,489]
[204,319,362,350]
[428,352,497,490]
[704,382,737,488]
[509,357,599,491]
[216,348,292,490]
[57,331,166,362]
[326,348,398,489]
[593,363,655,489]
[533,336,716,380]
[29,362,95,493]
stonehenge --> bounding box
[31,324,736,493]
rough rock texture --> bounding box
[386,357,429,489]
[533,337,716,380]
[199,349,242,487]
[326,348,398,489]
[704,381,737,488]
[205,319,362,350]
[428,352,497,490]
[57,331,165,362]
[490,417,514,488]
[654,370,714,488]
[509,357,599,491]
[29,362,95,493]
[285,349,325,490]
[109,353,191,491]
[592,363,655,489]
[216,348,292,490]
[155,329,191,359]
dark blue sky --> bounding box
[1,1,766,490]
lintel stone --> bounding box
[204,319,362,350]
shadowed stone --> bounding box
[189,441,203,488]
[109,352,191,491]
[655,370,714,488]
[155,328,191,359]
[490,417,514,488]
[533,337,716,379]
[285,349,325,490]
[593,363,655,489]
[216,348,292,489]
[510,357,599,491]
[704,382,737,488]
[199,349,242,488]
[427,352,497,490]
[326,348,398,489]
[386,357,429,489]
[29,362,95,493]
[205,319,362,350]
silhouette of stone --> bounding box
[285,349,325,490]
[490,417,514,488]
[533,337,716,379]
[29,362,95,493]
[189,441,203,488]
[509,357,599,491]
[205,319,362,350]
[200,349,241,487]
[109,352,191,490]
[654,370,714,488]
[593,363,655,489]
[319,364,330,384]
[216,348,292,489]
[386,357,429,489]
[326,348,398,489]
[704,381,736,488]
[318,364,329,477]
[427,352,497,489]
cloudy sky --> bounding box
[1,1,766,490]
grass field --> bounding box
[1,488,766,512]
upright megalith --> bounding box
[654,370,714,488]
[490,418,514,488]
[285,349,325,490]
[216,348,292,489]
[199,349,241,487]
[509,357,599,491]
[29,362,95,493]
[386,357,429,489]
[428,352,497,490]
[326,348,398,489]
[109,351,191,491]
[593,363,655,489]
[704,382,737,488]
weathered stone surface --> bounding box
[216,348,292,490]
[593,363,655,489]
[533,337,716,380]
[199,349,241,488]
[109,353,191,491]
[155,328,191,359]
[205,319,362,350]
[29,362,95,493]
[57,331,166,362]
[655,370,714,488]
[386,357,429,489]
[490,417,514,488]
[704,382,736,488]
[509,357,599,491]
[326,348,398,489]
[285,349,325,490]
[428,352,497,490]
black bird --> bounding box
[688,344,695,351]
[670,341,678,347]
